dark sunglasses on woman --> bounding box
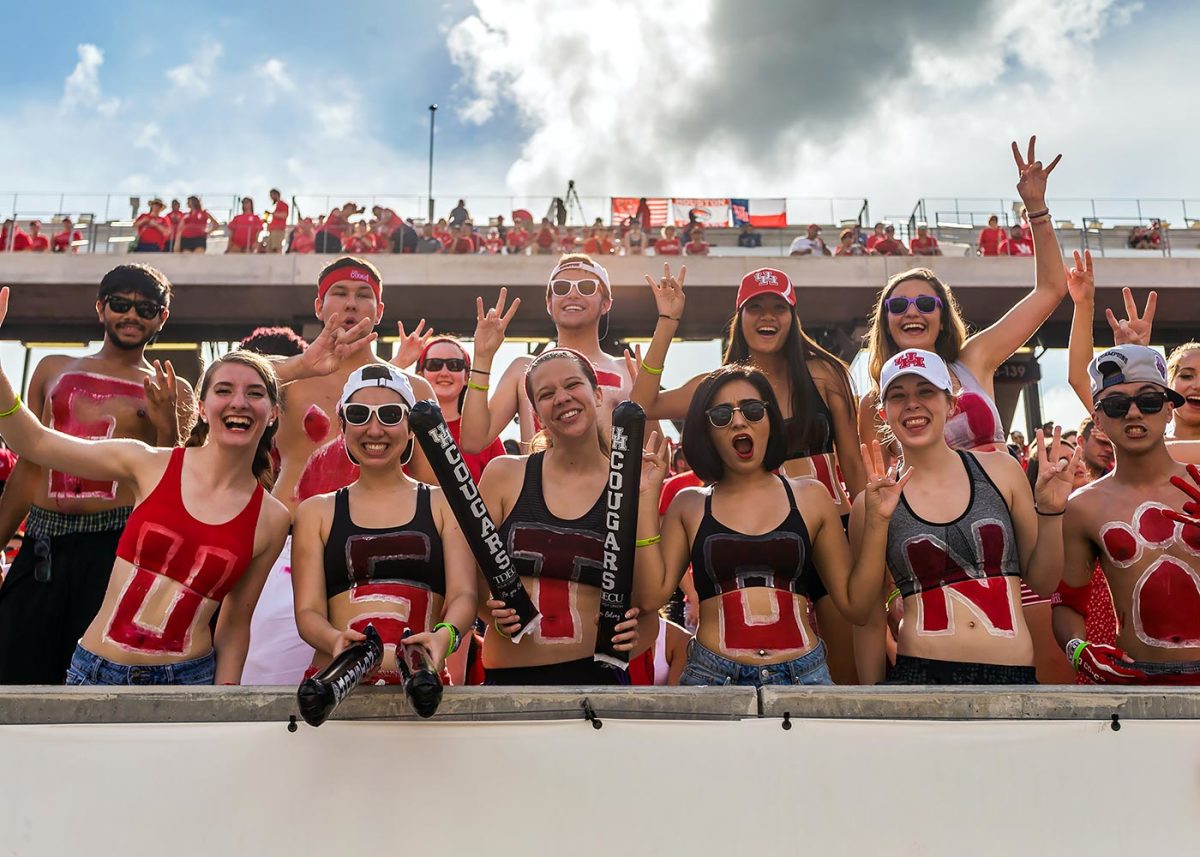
[706,399,767,428]
[885,295,942,315]
[422,358,466,373]
[342,402,410,426]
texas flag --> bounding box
[730,198,787,228]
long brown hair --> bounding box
[724,304,854,457]
[185,350,280,488]
[864,267,970,396]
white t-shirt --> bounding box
[789,236,825,255]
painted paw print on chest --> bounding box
[1100,502,1200,567]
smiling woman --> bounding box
[0,306,292,685]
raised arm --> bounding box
[272,312,378,385]
[1066,250,1097,411]
[629,264,697,422]
[960,136,1068,379]
[460,289,523,454]
[1009,429,1079,596]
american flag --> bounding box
[611,197,669,227]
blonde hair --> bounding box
[1166,341,1200,384]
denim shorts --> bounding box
[65,643,216,686]
[679,639,832,687]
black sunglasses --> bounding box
[422,357,466,373]
[1096,390,1169,419]
[343,402,409,426]
[885,295,942,315]
[33,537,51,584]
[105,295,163,320]
[706,399,767,428]
[550,278,600,297]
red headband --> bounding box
[317,264,382,303]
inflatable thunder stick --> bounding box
[397,628,444,718]
[296,624,384,727]
[595,401,646,667]
[408,400,540,640]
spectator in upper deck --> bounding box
[448,199,469,227]
[977,214,1005,256]
[909,224,942,256]
[871,224,908,256]
[788,223,830,256]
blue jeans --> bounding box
[679,639,832,687]
[65,644,216,686]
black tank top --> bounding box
[690,475,826,602]
[497,452,608,589]
[781,367,835,459]
[885,451,1020,599]
[322,484,446,600]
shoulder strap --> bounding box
[777,474,799,512]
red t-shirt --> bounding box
[978,226,1004,256]
[535,229,556,248]
[317,210,347,238]
[343,235,374,254]
[485,237,504,254]
[654,238,682,255]
[866,233,885,251]
[1001,236,1033,256]
[446,418,506,484]
[684,240,709,255]
[559,234,577,252]
[269,200,289,232]
[506,227,528,251]
[659,470,702,516]
[228,213,264,248]
[452,236,475,254]
[166,210,184,233]
[134,215,171,248]
[52,229,81,252]
[180,210,210,239]
[910,235,939,254]
[290,231,315,253]
[28,234,49,251]
[872,237,906,256]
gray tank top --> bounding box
[886,450,1020,598]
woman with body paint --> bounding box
[291,364,478,685]
[0,290,291,685]
[475,340,647,685]
[633,365,888,687]
[852,349,1079,685]
[631,265,865,683]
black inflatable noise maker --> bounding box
[595,401,646,667]
[396,628,444,718]
[296,624,384,727]
[408,400,540,640]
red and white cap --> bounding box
[880,349,953,397]
[736,267,794,309]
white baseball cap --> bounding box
[880,349,954,397]
[337,363,415,413]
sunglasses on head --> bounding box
[422,357,466,373]
[886,295,942,315]
[550,278,601,297]
[1096,390,1169,419]
[342,402,410,426]
[105,295,163,320]
[706,399,767,428]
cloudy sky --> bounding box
[0,0,1193,431]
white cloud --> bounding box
[61,43,120,116]
[132,122,178,167]
[258,58,295,101]
[445,0,1151,212]
[167,41,224,95]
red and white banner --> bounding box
[731,198,787,228]
[671,198,731,227]
[611,197,669,228]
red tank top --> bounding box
[115,447,265,602]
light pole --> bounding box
[427,104,437,224]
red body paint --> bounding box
[1132,556,1200,648]
[508,525,606,643]
[719,589,809,654]
[904,522,1017,636]
[48,372,147,499]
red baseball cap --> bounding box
[736,267,795,309]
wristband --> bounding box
[1066,638,1088,669]
[885,587,902,610]
[468,368,490,375]
[433,622,460,654]
[1036,507,1066,517]
[467,381,489,392]
[658,313,679,322]
[640,360,664,377]
[1025,207,1050,220]
[493,618,512,639]
[0,395,21,419]
[635,534,662,547]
